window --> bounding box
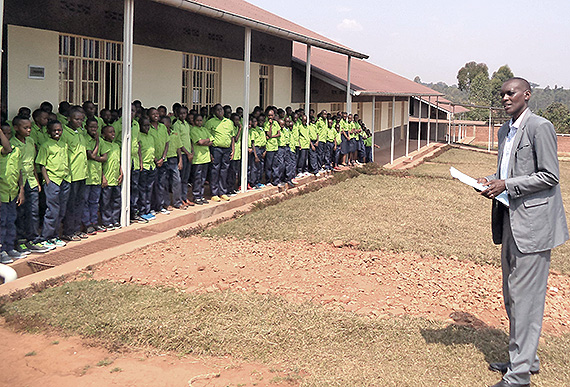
[374,101,382,132]
[59,34,123,111]
[330,103,344,114]
[259,64,274,108]
[182,54,221,111]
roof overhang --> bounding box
[151,0,369,59]
[356,91,442,97]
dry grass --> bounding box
[2,280,569,386]
[206,147,570,274]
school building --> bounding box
[0,0,469,222]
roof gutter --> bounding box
[355,91,443,97]
[151,0,369,59]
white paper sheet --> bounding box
[450,167,509,207]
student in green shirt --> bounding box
[11,117,49,254]
[247,116,261,188]
[161,115,186,210]
[148,107,170,214]
[204,103,234,202]
[316,110,328,173]
[138,117,157,220]
[283,117,298,186]
[325,117,336,171]
[56,101,70,127]
[172,106,193,206]
[353,114,365,165]
[272,118,288,187]
[36,120,71,249]
[60,107,88,242]
[264,109,281,186]
[191,114,213,205]
[31,109,50,147]
[83,118,108,234]
[227,113,243,194]
[296,114,310,176]
[0,122,26,262]
[308,116,320,175]
[100,125,123,229]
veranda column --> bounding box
[240,27,252,193]
[120,0,134,227]
[390,96,395,164]
[371,95,376,162]
[346,55,352,113]
[305,44,311,112]
[405,96,410,157]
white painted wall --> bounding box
[220,58,261,110]
[7,25,59,119]
[132,45,181,108]
[273,65,291,109]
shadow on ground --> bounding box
[420,311,509,364]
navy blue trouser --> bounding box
[180,155,192,202]
[248,151,259,186]
[255,147,265,185]
[63,179,85,236]
[358,139,366,162]
[285,148,297,183]
[16,181,40,242]
[82,184,101,227]
[192,163,209,200]
[101,185,121,226]
[227,159,241,192]
[317,142,326,170]
[210,146,231,196]
[131,168,141,217]
[324,142,334,170]
[265,150,276,184]
[140,168,156,215]
[309,143,320,174]
[1,199,17,252]
[365,146,372,163]
[166,157,182,207]
[273,147,286,186]
[297,148,308,174]
[152,164,167,211]
[41,180,70,241]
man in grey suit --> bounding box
[477,77,568,387]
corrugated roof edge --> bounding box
[151,0,369,59]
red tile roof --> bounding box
[293,43,443,97]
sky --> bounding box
[246,0,570,89]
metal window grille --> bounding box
[259,64,273,108]
[182,53,221,112]
[58,34,123,111]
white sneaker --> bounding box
[160,208,171,215]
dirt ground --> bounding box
[1,235,569,386]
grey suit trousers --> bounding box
[501,209,550,384]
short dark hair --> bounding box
[47,119,62,131]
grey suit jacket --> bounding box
[487,111,569,253]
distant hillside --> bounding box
[420,81,570,112]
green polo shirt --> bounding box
[149,122,170,160]
[84,133,103,185]
[10,136,38,189]
[326,125,336,142]
[173,120,192,153]
[113,118,141,170]
[205,116,233,148]
[0,145,22,202]
[232,125,242,161]
[138,132,156,171]
[252,126,266,147]
[335,132,342,145]
[101,140,121,186]
[31,122,50,147]
[364,133,373,147]
[61,125,88,182]
[190,126,212,165]
[278,125,290,147]
[166,125,182,159]
[316,118,328,143]
[297,123,310,149]
[248,127,257,147]
[264,120,280,152]
[308,123,318,142]
[36,138,70,186]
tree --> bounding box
[457,61,489,93]
[414,76,422,83]
[490,65,514,107]
[538,102,570,133]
